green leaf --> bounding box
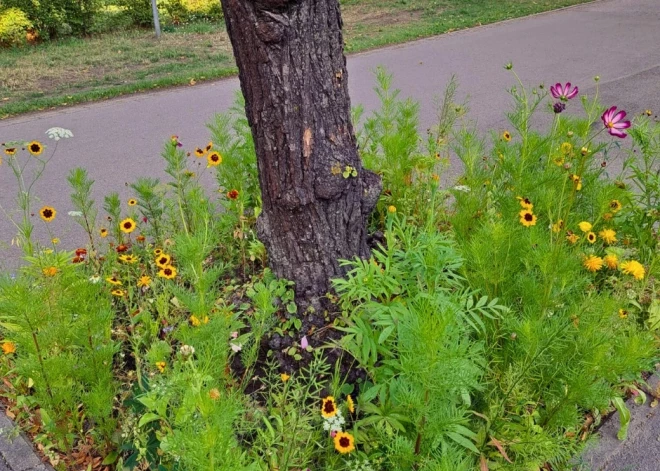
[447,431,480,454]
[138,412,161,428]
[612,397,631,441]
[102,452,119,465]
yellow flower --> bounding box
[119,254,139,264]
[4,147,17,156]
[2,341,16,355]
[644,110,652,116]
[560,142,573,155]
[154,248,163,256]
[618,309,629,319]
[604,254,618,269]
[570,174,582,191]
[280,373,290,382]
[190,315,201,327]
[502,131,512,142]
[387,205,396,214]
[519,210,537,227]
[155,254,172,268]
[111,289,125,297]
[119,218,136,234]
[128,198,137,206]
[583,255,604,272]
[566,232,580,244]
[42,266,58,277]
[100,228,108,238]
[137,275,152,288]
[586,232,597,244]
[552,219,564,233]
[609,200,622,213]
[194,147,206,158]
[205,142,213,152]
[431,173,440,182]
[321,396,337,419]
[209,388,220,400]
[347,395,355,414]
[553,156,565,166]
[578,221,592,233]
[106,276,122,286]
[334,431,355,454]
[207,151,222,167]
[27,141,44,156]
[598,229,617,244]
[156,361,166,373]
[581,146,589,156]
[158,265,177,280]
[39,206,56,222]
[620,260,645,280]
[517,197,533,210]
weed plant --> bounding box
[0,69,658,470]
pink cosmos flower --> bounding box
[601,106,631,138]
[550,82,579,101]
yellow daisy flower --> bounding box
[119,218,136,234]
[578,221,592,233]
[583,255,604,272]
[106,276,122,286]
[155,254,172,268]
[2,341,16,355]
[609,200,622,213]
[566,232,580,244]
[158,265,177,280]
[519,210,537,227]
[334,431,355,454]
[119,254,139,264]
[560,142,573,155]
[207,151,222,167]
[27,141,44,156]
[39,206,56,222]
[347,395,355,414]
[137,275,152,288]
[620,260,645,280]
[598,229,617,244]
[280,373,290,382]
[604,254,618,269]
[586,232,597,244]
[517,197,533,210]
[156,361,166,373]
[100,228,108,238]
[321,396,337,419]
[111,289,125,297]
[502,131,512,142]
[128,198,137,206]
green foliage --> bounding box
[1,71,658,471]
[1,0,100,38]
[0,7,32,46]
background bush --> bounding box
[0,7,32,46]
[0,0,100,38]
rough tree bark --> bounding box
[221,0,381,302]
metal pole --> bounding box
[151,0,161,38]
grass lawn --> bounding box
[0,0,593,118]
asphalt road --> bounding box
[1,0,659,271]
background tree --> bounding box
[221,0,381,303]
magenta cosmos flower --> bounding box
[601,106,631,138]
[550,82,579,101]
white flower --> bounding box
[68,211,83,217]
[45,127,73,141]
[179,345,195,357]
[453,185,471,193]
[89,275,101,284]
[230,343,242,353]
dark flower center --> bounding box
[124,222,132,229]
[524,213,533,221]
[339,437,350,448]
[159,257,167,264]
[323,400,335,414]
[42,209,53,218]
[165,269,172,276]
[30,143,41,152]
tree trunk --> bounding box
[221,0,381,301]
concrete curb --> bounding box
[578,371,660,471]
[0,412,53,471]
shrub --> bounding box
[0,7,32,46]
[1,0,100,38]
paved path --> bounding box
[1,0,660,467]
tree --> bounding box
[221,0,381,303]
